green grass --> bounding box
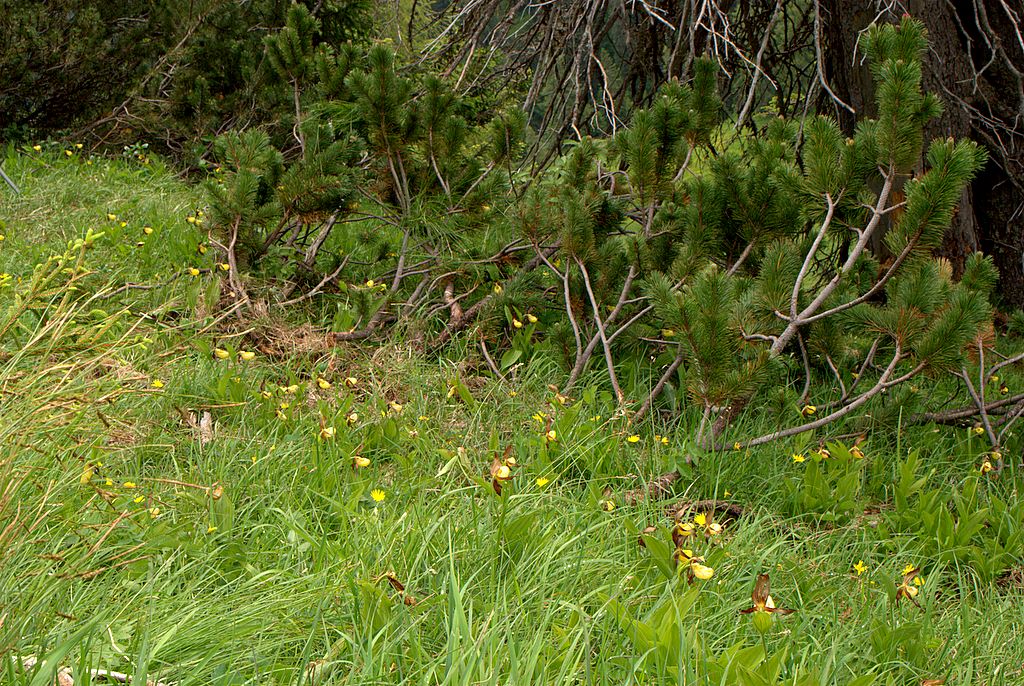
[2,147,1023,685]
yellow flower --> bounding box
[187,215,197,224]
[346,412,359,425]
[512,318,523,329]
[151,378,164,389]
[418,415,428,421]
[353,455,371,468]
[693,513,707,527]
[389,401,403,414]
[319,426,336,441]
[536,477,549,487]
[104,478,113,486]
[214,348,230,359]
[80,464,95,484]
[218,262,230,271]
[691,562,714,580]
[133,495,145,504]
[65,149,73,156]
[198,243,208,254]
[850,445,865,459]
[532,412,546,422]
[371,489,386,503]
[854,560,868,575]
[75,143,83,149]
[344,376,359,387]
[237,350,255,361]
[601,499,615,512]
[123,481,137,489]
[980,460,993,474]
[733,442,742,451]
[148,507,161,519]
[143,226,153,235]
[661,328,676,338]
[800,404,817,417]
[188,267,200,276]
[902,564,916,576]
[526,313,538,324]
[792,453,806,463]
[365,279,375,288]
[207,525,218,533]
[32,145,42,152]
[260,390,273,400]
[545,429,557,442]
[626,435,640,443]
[107,213,117,221]
[283,384,299,394]
[316,377,331,389]
[509,390,517,397]
[972,426,985,435]
[494,464,511,480]
[493,284,503,294]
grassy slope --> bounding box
[1,148,1022,685]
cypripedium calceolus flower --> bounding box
[353,455,370,469]
[672,521,696,548]
[489,446,516,495]
[741,574,795,632]
[214,348,230,360]
[316,377,331,389]
[319,425,336,441]
[240,350,255,361]
[800,404,817,417]
[895,566,923,608]
[673,548,714,582]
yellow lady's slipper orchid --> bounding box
[188,267,200,276]
[316,377,331,389]
[353,455,371,468]
[240,350,256,361]
[319,426,336,441]
[214,348,230,359]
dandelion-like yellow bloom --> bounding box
[123,481,137,489]
[316,377,331,389]
[792,453,806,463]
[151,379,164,388]
[371,489,386,502]
[536,477,549,487]
[626,435,640,443]
[214,348,230,359]
[972,426,985,435]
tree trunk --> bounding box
[821,0,1023,307]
